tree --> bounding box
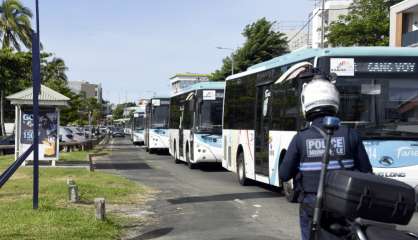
[42,57,68,83]
[112,104,125,120]
[0,0,33,135]
[0,49,32,135]
[0,0,33,51]
[211,18,288,81]
[327,0,402,47]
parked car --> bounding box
[112,128,125,137]
[0,134,15,145]
[0,134,15,154]
[65,126,86,142]
[99,127,107,135]
[59,127,75,143]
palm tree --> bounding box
[43,57,68,83]
[0,0,33,136]
[0,0,33,51]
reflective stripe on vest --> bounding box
[299,159,354,171]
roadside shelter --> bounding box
[6,85,69,166]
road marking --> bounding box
[234,199,245,205]
[253,204,262,208]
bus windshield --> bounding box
[337,77,418,139]
[196,99,223,133]
[152,105,169,128]
[134,116,144,130]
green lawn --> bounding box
[59,149,109,162]
[0,155,149,240]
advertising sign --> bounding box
[152,99,161,106]
[330,58,355,76]
[20,108,58,160]
[203,90,216,100]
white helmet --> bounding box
[301,75,340,121]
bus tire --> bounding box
[283,181,298,203]
[186,144,196,169]
[237,151,249,186]
[173,143,181,164]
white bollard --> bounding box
[68,184,79,203]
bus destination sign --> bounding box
[330,58,417,75]
[356,62,416,73]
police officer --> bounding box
[279,74,373,240]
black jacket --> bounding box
[279,116,373,193]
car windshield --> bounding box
[152,105,169,128]
[196,99,223,133]
[337,77,418,139]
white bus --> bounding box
[169,82,225,169]
[144,98,170,153]
[131,109,145,145]
[222,47,418,202]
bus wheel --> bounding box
[149,148,155,154]
[237,152,249,186]
[283,181,298,203]
[173,144,180,164]
[186,146,195,169]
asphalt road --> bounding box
[98,137,418,240]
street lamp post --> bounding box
[320,0,326,48]
[32,0,41,210]
[216,46,235,75]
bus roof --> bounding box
[150,97,170,100]
[171,81,225,97]
[226,47,418,81]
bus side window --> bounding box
[271,80,302,131]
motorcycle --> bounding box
[310,116,418,240]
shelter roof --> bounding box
[6,85,70,106]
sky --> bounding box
[22,0,313,104]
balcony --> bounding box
[402,30,418,47]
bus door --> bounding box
[179,106,184,158]
[255,84,272,176]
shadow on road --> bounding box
[167,191,280,204]
[220,237,283,240]
[197,163,227,172]
[94,162,152,170]
[129,227,174,240]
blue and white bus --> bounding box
[144,98,170,153]
[169,82,225,169]
[131,108,145,145]
[222,47,418,202]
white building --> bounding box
[390,0,418,47]
[310,0,352,48]
[67,81,102,101]
[123,106,143,117]
[169,73,209,96]
[285,30,310,51]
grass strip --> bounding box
[0,155,148,240]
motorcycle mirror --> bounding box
[323,116,340,131]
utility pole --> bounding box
[320,0,326,48]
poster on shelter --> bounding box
[21,108,58,159]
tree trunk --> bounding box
[0,89,5,136]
